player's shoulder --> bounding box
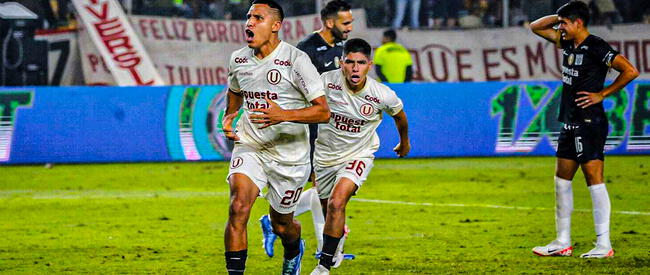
[281,42,313,65]
[321,69,340,81]
[229,47,252,63]
[367,76,397,97]
[296,33,321,49]
[584,34,611,49]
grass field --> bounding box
[1,156,649,274]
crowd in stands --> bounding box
[7,0,650,30]
[129,0,650,28]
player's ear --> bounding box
[272,20,282,33]
[325,18,335,29]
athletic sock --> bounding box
[589,183,611,248]
[225,250,247,275]
[554,176,573,245]
[310,191,325,252]
[294,188,315,216]
[283,237,302,259]
[319,234,341,270]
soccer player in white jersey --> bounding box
[221,1,330,274]
[310,38,410,275]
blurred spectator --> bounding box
[508,0,528,26]
[392,0,421,29]
[591,0,620,26]
[431,0,462,28]
[459,0,488,28]
[374,29,413,83]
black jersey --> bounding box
[296,32,344,74]
[558,35,618,124]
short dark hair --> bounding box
[320,0,352,21]
[252,0,285,21]
[343,38,372,58]
[383,29,396,41]
[557,0,590,26]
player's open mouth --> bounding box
[245,29,255,43]
[350,75,361,82]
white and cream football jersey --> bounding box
[227,41,325,165]
[315,70,403,167]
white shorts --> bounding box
[227,145,310,214]
[314,157,374,199]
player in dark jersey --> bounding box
[296,0,353,74]
[529,1,639,259]
[258,0,356,267]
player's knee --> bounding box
[228,199,252,219]
[327,197,347,213]
[270,218,295,237]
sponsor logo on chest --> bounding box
[364,95,381,104]
[274,59,292,66]
[327,83,342,91]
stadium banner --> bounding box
[387,24,650,83]
[72,0,165,86]
[78,10,361,85]
[1,81,648,164]
[76,8,650,85]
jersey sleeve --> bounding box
[292,52,325,102]
[589,39,618,67]
[382,87,404,116]
[227,52,240,93]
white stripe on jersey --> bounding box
[315,70,403,167]
[227,41,325,165]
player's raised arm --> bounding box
[391,110,410,158]
[530,15,561,44]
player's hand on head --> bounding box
[393,141,411,158]
[222,112,240,141]
[575,91,604,109]
[250,97,286,129]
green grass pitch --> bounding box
[1,156,649,274]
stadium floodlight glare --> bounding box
[0,2,38,20]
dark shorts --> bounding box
[556,119,608,163]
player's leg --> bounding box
[269,207,305,260]
[533,125,579,256]
[575,119,613,258]
[306,188,326,252]
[224,173,259,275]
[579,159,613,258]
[315,178,358,273]
[265,160,310,275]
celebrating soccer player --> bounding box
[259,0,356,265]
[222,0,331,274]
[309,38,410,274]
[529,0,639,258]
